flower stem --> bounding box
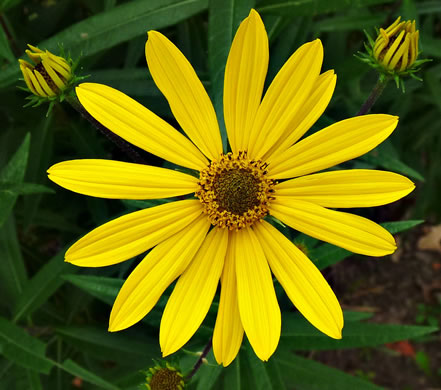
[66,94,146,164]
[0,14,20,58]
[186,338,213,381]
[357,76,390,116]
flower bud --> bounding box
[19,44,72,98]
[373,17,419,73]
[144,362,185,390]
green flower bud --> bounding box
[19,44,72,97]
[373,17,419,73]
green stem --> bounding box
[0,13,20,58]
[357,76,390,116]
[186,338,212,381]
[66,94,146,164]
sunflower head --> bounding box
[18,44,84,113]
[196,151,275,230]
[144,362,185,390]
[357,17,429,90]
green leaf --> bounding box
[264,359,287,390]
[274,350,384,389]
[314,13,383,32]
[281,315,437,350]
[56,325,159,360]
[193,350,223,390]
[0,217,27,307]
[418,0,441,14]
[257,0,393,16]
[208,0,255,151]
[0,0,22,12]
[343,311,374,322]
[0,317,54,374]
[414,350,432,376]
[23,115,53,230]
[25,370,43,390]
[60,359,120,390]
[0,22,15,63]
[13,249,76,322]
[0,182,54,196]
[381,220,424,234]
[63,274,123,305]
[221,354,241,390]
[311,220,423,270]
[0,133,30,228]
[245,348,274,390]
[361,152,425,181]
[0,0,208,88]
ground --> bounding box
[315,222,441,390]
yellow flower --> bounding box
[373,17,419,73]
[19,44,72,97]
[47,10,414,365]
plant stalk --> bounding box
[186,338,213,381]
[357,76,390,116]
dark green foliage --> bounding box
[0,0,439,388]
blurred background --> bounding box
[0,0,440,389]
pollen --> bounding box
[196,151,275,230]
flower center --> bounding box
[148,367,184,390]
[34,62,59,92]
[196,151,275,230]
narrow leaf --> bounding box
[0,217,27,307]
[0,182,54,196]
[60,359,119,390]
[258,0,393,16]
[0,133,30,227]
[275,350,384,389]
[13,249,76,322]
[63,274,123,305]
[0,317,53,374]
[56,325,159,359]
[281,316,437,350]
[0,0,208,88]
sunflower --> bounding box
[47,9,414,365]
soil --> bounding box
[314,225,441,390]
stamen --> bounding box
[196,151,275,230]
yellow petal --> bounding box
[65,199,203,267]
[146,31,222,161]
[247,40,323,160]
[213,232,244,366]
[34,70,56,96]
[263,70,336,160]
[109,214,210,332]
[275,169,415,208]
[26,68,47,97]
[269,199,396,257]
[20,62,38,95]
[223,9,269,154]
[235,228,281,361]
[48,159,198,199]
[46,51,71,75]
[268,114,398,179]
[253,221,343,338]
[160,228,228,356]
[76,83,208,171]
[41,57,65,89]
[383,30,405,67]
